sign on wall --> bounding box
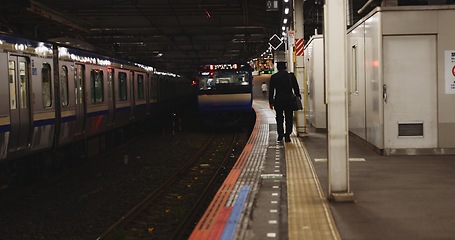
[295,38,304,56]
[445,50,455,94]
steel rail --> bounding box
[97,133,216,240]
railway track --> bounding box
[99,131,242,240]
[0,112,254,239]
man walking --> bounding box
[268,62,301,142]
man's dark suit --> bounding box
[268,70,301,141]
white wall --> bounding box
[304,35,326,129]
[381,6,455,149]
[436,9,455,148]
[347,23,367,139]
[348,11,385,149]
[364,13,384,149]
[383,35,437,149]
[308,6,455,152]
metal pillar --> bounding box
[287,35,294,72]
[293,0,307,136]
[323,0,354,202]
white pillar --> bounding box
[287,36,294,71]
[293,0,307,136]
[323,0,354,202]
[274,51,286,67]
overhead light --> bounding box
[284,0,289,2]
[282,26,286,31]
[283,18,288,24]
[285,7,289,14]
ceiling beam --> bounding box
[26,0,91,33]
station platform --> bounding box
[189,99,455,240]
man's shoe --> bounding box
[285,136,291,142]
[277,135,283,141]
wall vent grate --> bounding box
[398,122,424,137]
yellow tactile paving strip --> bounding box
[285,136,341,240]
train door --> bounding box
[74,64,86,136]
[107,68,115,126]
[130,72,135,120]
[383,35,437,149]
[8,56,31,150]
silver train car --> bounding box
[196,62,253,124]
[0,32,191,161]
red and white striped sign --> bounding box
[295,38,304,56]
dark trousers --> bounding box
[275,106,293,137]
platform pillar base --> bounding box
[297,132,309,138]
[329,192,355,202]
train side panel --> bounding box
[0,34,55,159]
[133,72,147,121]
[0,32,193,162]
[113,69,133,127]
[58,60,78,146]
[198,93,252,112]
[148,75,160,115]
[0,52,10,160]
[84,65,109,136]
[30,56,56,152]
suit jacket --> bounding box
[269,70,300,109]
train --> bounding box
[0,32,193,163]
[195,62,253,125]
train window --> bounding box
[198,70,250,92]
[137,74,144,99]
[90,69,104,103]
[8,61,17,110]
[19,61,29,109]
[108,69,113,102]
[118,72,127,101]
[42,63,52,108]
[61,66,69,107]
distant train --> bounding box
[0,32,192,162]
[195,62,253,124]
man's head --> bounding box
[276,61,287,71]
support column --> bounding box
[293,0,307,136]
[323,0,354,202]
[287,35,294,72]
[274,51,286,66]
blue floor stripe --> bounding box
[221,186,250,240]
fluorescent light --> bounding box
[285,8,289,14]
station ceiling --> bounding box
[0,0,450,77]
